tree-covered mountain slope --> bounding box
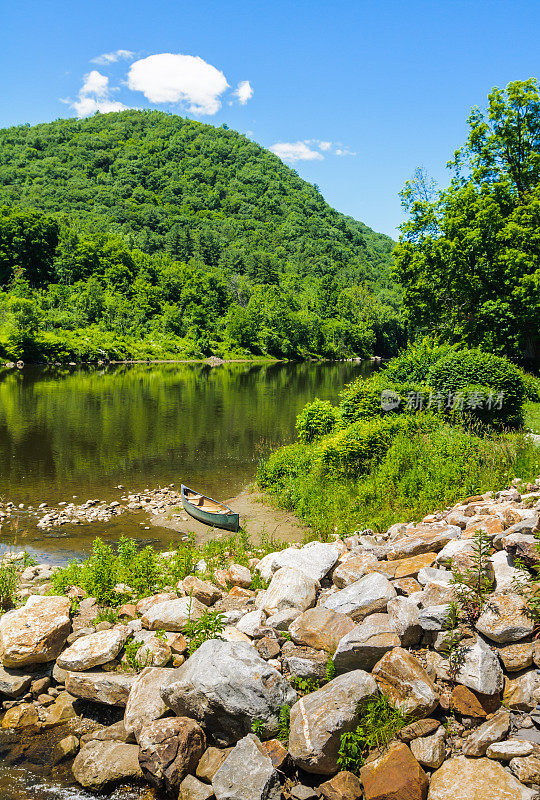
[0,110,402,361]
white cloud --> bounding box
[270,141,324,162]
[127,53,228,114]
[336,147,356,157]
[318,141,332,151]
[91,49,135,65]
[233,80,253,105]
[71,70,128,118]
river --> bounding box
[0,360,370,561]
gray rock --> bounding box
[462,710,510,756]
[454,637,504,695]
[331,552,379,588]
[281,641,328,680]
[418,604,451,631]
[124,666,179,739]
[487,740,535,760]
[212,733,280,800]
[427,755,536,800]
[490,551,523,592]
[72,740,142,790]
[257,568,318,616]
[66,670,135,707]
[236,609,267,637]
[0,595,71,668]
[138,716,206,793]
[321,572,396,621]
[475,594,535,644]
[333,614,400,672]
[288,670,378,774]
[266,608,301,631]
[179,774,215,800]
[0,666,33,698]
[161,640,297,746]
[387,597,422,647]
[409,726,445,769]
[57,626,131,671]
[142,596,206,631]
[272,542,339,582]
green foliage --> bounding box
[450,529,494,623]
[394,79,540,363]
[296,399,340,443]
[337,695,407,774]
[0,561,18,610]
[318,416,412,478]
[182,609,227,654]
[251,719,265,737]
[427,349,525,428]
[325,657,337,681]
[277,704,291,743]
[0,110,402,361]
[290,676,321,694]
[92,607,119,625]
[123,638,152,671]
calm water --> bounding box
[0,360,371,560]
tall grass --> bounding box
[258,421,540,535]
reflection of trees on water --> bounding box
[0,362,370,495]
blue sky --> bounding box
[2,0,540,237]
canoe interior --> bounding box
[183,489,233,515]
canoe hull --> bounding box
[181,485,240,532]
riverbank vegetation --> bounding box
[0,111,403,362]
[258,342,540,536]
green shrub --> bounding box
[427,349,525,428]
[257,442,315,492]
[319,416,412,477]
[337,695,407,774]
[519,369,540,401]
[183,609,226,654]
[339,374,396,421]
[296,399,339,443]
[383,339,457,383]
[0,561,18,610]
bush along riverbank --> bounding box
[258,341,540,537]
[1,485,540,798]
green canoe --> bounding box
[181,484,240,532]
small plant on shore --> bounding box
[337,695,407,775]
[0,560,18,610]
[277,704,290,743]
[183,609,226,654]
[92,607,119,625]
[290,676,321,694]
[251,719,264,737]
[325,657,337,681]
[154,628,168,641]
[512,557,540,630]
[450,528,493,623]
[123,638,152,671]
[441,601,467,683]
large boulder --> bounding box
[333,614,400,672]
[0,595,71,667]
[453,637,504,695]
[332,553,379,587]
[427,755,535,799]
[360,741,429,800]
[257,568,318,616]
[212,733,280,800]
[288,670,378,775]
[387,596,422,647]
[57,626,131,671]
[124,666,180,739]
[321,573,396,621]
[257,542,339,583]
[475,594,534,644]
[410,726,446,769]
[503,670,540,710]
[289,608,356,653]
[161,640,297,746]
[66,670,135,707]
[372,647,439,717]
[72,740,143,791]
[142,596,206,631]
[385,524,460,560]
[462,710,510,757]
[138,716,206,793]
[0,665,33,697]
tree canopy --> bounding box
[394,78,540,363]
[0,110,402,361]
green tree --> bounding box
[394,79,540,362]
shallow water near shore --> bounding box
[0,360,371,561]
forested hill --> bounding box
[0,110,402,362]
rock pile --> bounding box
[1,483,540,799]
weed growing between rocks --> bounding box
[183,610,226,654]
[337,695,408,774]
[451,528,493,623]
